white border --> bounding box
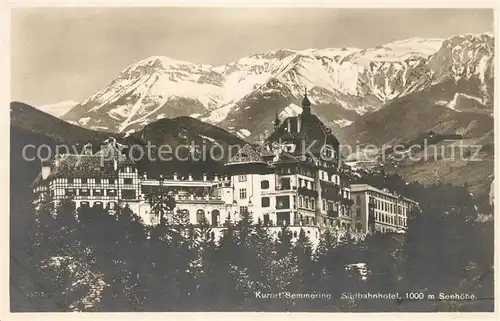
[1,1,498,320]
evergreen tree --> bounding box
[211,218,244,310]
[146,186,176,225]
[289,228,315,311]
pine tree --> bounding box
[210,218,244,310]
[146,187,176,225]
[34,198,96,311]
[289,228,315,311]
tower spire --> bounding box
[274,110,281,129]
[302,87,311,115]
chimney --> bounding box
[41,161,51,180]
[203,174,207,181]
[54,154,61,167]
[113,159,118,171]
[188,173,193,181]
[173,173,178,180]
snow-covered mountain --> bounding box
[62,32,494,140]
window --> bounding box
[65,188,75,196]
[81,178,88,184]
[238,175,247,182]
[93,189,104,197]
[276,196,290,209]
[122,189,136,200]
[304,197,309,209]
[311,199,315,210]
[299,196,303,208]
[280,178,291,190]
[261,197,270,208]
[211,210,220,226]
[196,209,205,224]
[261,180,269,189]
[356,195,361,205]
[79,189,89,196]
[95,178,101,184]
[356,208,361,217]
[67,178,74,184]
[239,206,248,214]
[109,178,115,184]
[239,188,247,199]
[107,189,117,197]
[322,199,326,211]
[124,178,133,185]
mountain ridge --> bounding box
[60,32,494,138]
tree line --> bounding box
[13,171,494,312]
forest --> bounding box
[11,171,494,312]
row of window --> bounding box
[369,196,408,216]
[374,211,407,227]
[298,196,315,210]
[56,177,135,185]
[63,188,137,199]
[298,178,315,190]
[237,176,341,193]
[320,171,340,184]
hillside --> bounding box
[11,101,112,144]
[11,102,248,190]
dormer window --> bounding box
[321,146,335,160]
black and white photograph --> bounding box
[7,4,496,314]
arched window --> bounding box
[179,209,189,223]
[304,197,309,209]
[311,199,315,210]
[196,209,205,224]
[211,209,220,227]
[293,231,297,238]
[299,196,303,208]
[322,199,326,211]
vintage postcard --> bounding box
[4,2,497,318]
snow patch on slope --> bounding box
[279,103,303,118]
[436,92,484,110]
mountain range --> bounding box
[15,32,495,203]
[60,32,494,144]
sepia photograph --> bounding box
[8,4,496,314]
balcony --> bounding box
[298,187,318,198]
[327,209,339,218]
[341,198,354,207]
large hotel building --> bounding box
[32,93,418,244]
[350,184,419,234]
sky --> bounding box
[11,7,494,108]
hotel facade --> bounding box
[32,93,416,244]
[350,184,419,234]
